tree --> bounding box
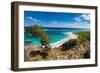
[27,25,45,38]
[27,25,51,52]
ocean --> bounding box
[24,27,89,46]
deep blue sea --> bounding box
[24,27,89,46]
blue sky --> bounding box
[24,11,90,28]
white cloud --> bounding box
[52,21,58,24]
[75,14,90,23]
[81,14,90,21]
[46,21,89,28]
[64,22,90,29]
[26,16,41,22]
[26,16,33,20]
[75,17,82,22]
[73,23,89,28]
[59,21,90,28]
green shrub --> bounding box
[74,32,90,42]
[26,25,51,58]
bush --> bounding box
[74,32,90,42]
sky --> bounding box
[24,11,90,28]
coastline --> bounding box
[25,32,77,49]
[50,32,77,48]
[24,31,90,61]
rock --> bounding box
[29,51,40,57]
[61,39,77,51]
[83,49,90,58]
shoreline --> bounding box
[50,32,77,48]
[24,32,77,49]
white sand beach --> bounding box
[50,32,77,48]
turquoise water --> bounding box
[24,28,89,46]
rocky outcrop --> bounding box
[61,39,77,51]
[24,40,90,61]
